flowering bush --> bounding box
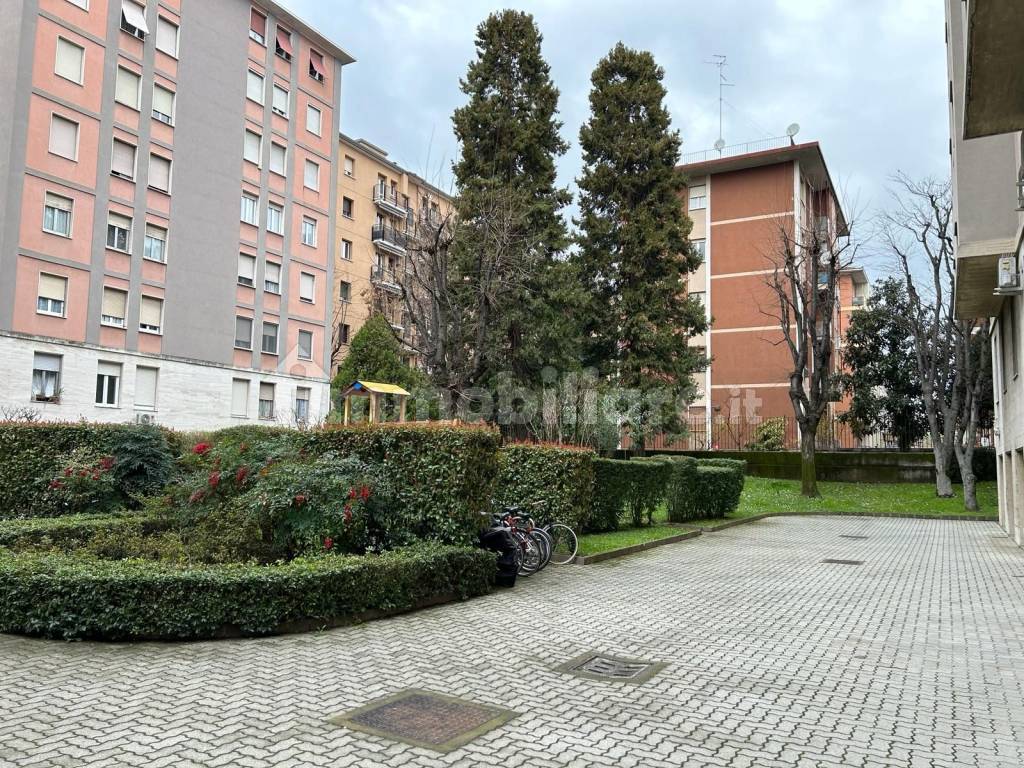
[45,448,121,516]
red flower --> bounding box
[78,469,88,478]
[192,442,212,455]
[348,487,357,500]
[294,494,307,506]
[48,479,63,490]
[343,504,352,523]
[323,537,334,550]
[235,466,250,485]
[208,471,221,488]
[91,472,100,481]
[359,485,370,501]
[189,489,205,503]
[63,468,72,477]
[99,456,114,471]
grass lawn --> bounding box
[576,477,999,557]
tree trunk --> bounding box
[955,445,979,512]
[933,445,954,498]
[799,427,820,498]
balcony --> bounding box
[371,265,403,294]
[373,184,409,219]
[372,224,407,256]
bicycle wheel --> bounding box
[547,523,578,564]
[530,529,553,571]
[514,531,542,576]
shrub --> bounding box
[624,458,673,527]
[0,513,167,549]
[698,457,748,474]
[0,543,495,640]
[689,464,745,518]
[590,458,672,530]
[495,444,594,531]
[44,448,121,516]
[657,456,700,522]
[745,418,787,451]
[107,426,175,501]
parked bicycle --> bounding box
[491,502,578,576]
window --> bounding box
[95,361,121,406]
[272,85,288,117]
[339,280,351,303]
[264,261,280,293]
[111,138,136,179]
[689,290,706,309]
[241,192,258,224]
[66,0,89,8]
[301,216,316,246]
[267,202,284,234]
[152,85,175,124]
[692,238,706,261]
[135,366,158,409]
[148,154,171,192]
[107,212,131,251]
[269,142,286,175]
[115,66,140,109]
[306,104,322,136]
[120,1,149,39]
[342,197,353,218]
[243,129,262,165]
[155,17,178,56]
[43,193,73,237]
[297,330,313,361]
[1003,299,1019,390]
[341,239,352,260]
[234,316,253,349]
[231,378,250,417]
[237,253,256,287]
[262,321,278,354]
[295,387,311,422]
[299,272,315,303]
[143,223,167,263]
[37,273,67,316]
[246,70,264,103]
[49,114,78,160]
[338,323,350,345]
[101,286,127,327]
[250,8,266,43]
[32,353,62,402]
[55,38,84,84]
[275,26,292,60]
[303,159,319,190]
[258,382,275,419]
[343,155,354,177]
[139,295,163,333]
[309,50,325,82]
[688,184,707,210]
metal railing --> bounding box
[371,224,407,251]
[680,135,792,165]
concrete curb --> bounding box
[574,529,701,565]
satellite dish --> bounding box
[786,122,800,138]
[713,138,726,152]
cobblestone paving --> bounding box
[2,516,1024,767]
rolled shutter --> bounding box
[140,296,162,327]
[38,274,67,301]
[149,154,171,191]
[111,140,136,177]
[153,85,174,117]
[102,287,127,317]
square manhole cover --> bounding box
[822,558,864,565]
[329,690,517,753]
[839,535,869,540]
[556,652,667,684]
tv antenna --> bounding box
[706,54,734,153]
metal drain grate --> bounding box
[839,535,869,540]
[329,690,517,753]
[822,558,864,565]
[556,652,667,684]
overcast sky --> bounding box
[291,0,949,228]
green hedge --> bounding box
[659,456,700,523]
[590,458,672,531]
[0,513,166,549]
[495,445,594,531]
[0,542,495,640]
[697,457,749,475]
[0,423,174,518]
[689,465,745,518]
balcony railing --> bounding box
[680,135,792,165]
[371,265,403,293]
[372,224,407,255]
[373,185,409,218]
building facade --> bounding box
[677,141,864,426]
[945,0,1024,543]
[333,134,453,373]
[0,0,352,430]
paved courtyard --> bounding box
[2,516,1024,767]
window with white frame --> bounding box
[115,66,140,109]
[249,8,266,44]
[37,273,67,317]
[139,295,163,333]
[120,1,149,39]
[243,129,262,165]
[295,386,311,422]
[155,17,178,57]
[143,223,167,262]
[152,84,175,124]
[48,114,78,160]
[264,261,280,293]
[261,321,278,354]
[43,193,73,236]
[688,184,707,210]
[303,159,319,190]
[267,201,284,234]
[343,155,354,177]
[111,138,136,179]
[258,382,275,419]
[95,361,121,406]
[55,37,84,84]
[107,211,131,251]
[341,238,352,260]
[149,153,171,192]
[32,353,62,402]
[241,192,258,224]
[300,216,316,246]
[135,366,158,410]
[692,238,706,261]
[234,315,253,349]
[246,70,264,103]
[339,280,351,303]
[237,253,256,287]
[299,272,315,303]
[272,84,288,117]
[101,286,127,327]
[689,290,706,309]
[297,330,312,361]
[306,104,322,136]
[269,142,286,175]
[231,378,250,417]
[66,0,89,8]
[342,197,353,218]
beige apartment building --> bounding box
[946,0,1024,544]
[333,134,453,372]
